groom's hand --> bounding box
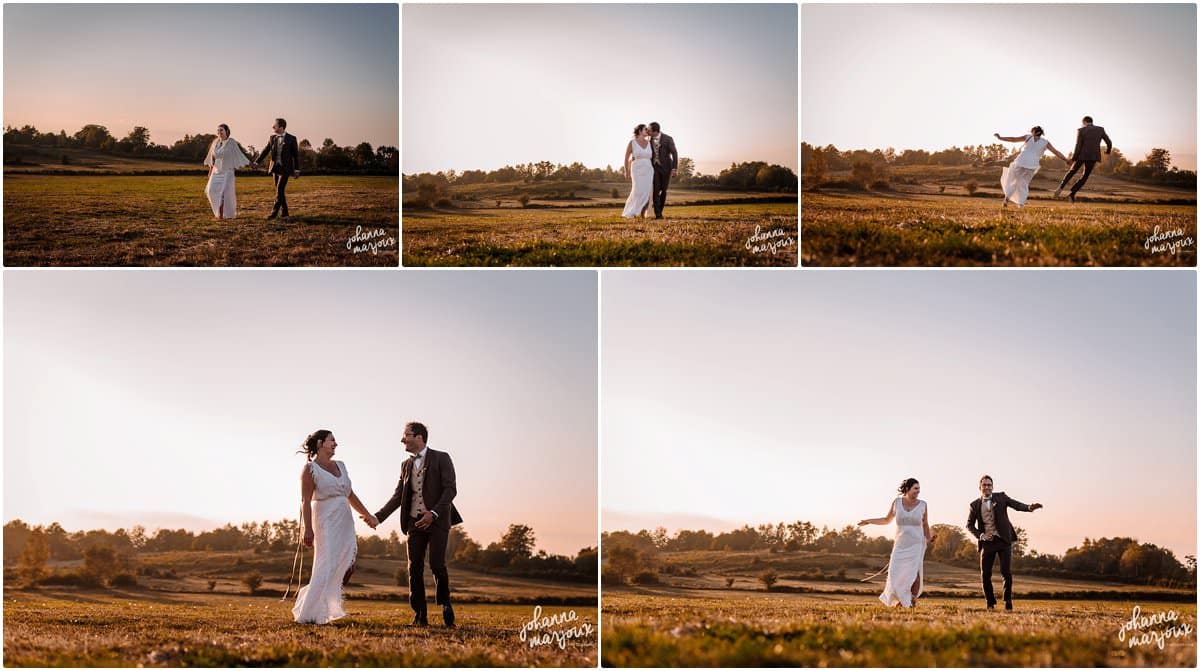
[414,511,434,530]
[671,169,677,177]
[1029,503,1043,511]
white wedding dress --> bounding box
[622,138,653,218]
[1000,135,1049,207]
[879,498,925,608]
[203,138,251,218]
[292,460,358,624]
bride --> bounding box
[994,126,1069,208]
[858,478,933,608]
[292,430,379,624]
[203,123,252,219]
[621,124,653,218]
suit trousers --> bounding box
[979,539,1013,606]
[407,524,451,614]
[272,171,291,215]
[1060,160,1097,195]
[652,164,672,217]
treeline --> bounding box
[802,142,1197,189]
[4,519,595,587]
[603,521,1196,588]
[3,123,398,174]
[403,159,798,194]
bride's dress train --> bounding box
[879,498,925,607]
[622,139,653,218]
[292,460,358,624]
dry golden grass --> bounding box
[4,175,398,266]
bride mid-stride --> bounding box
[621,123,653,218]
[993,126,1069,209]
[203,123,252,219]
[292,430,379,625]
[859,478,933,608]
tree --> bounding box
[1144,148,1171,174]
[354,142,375,169]
[120,126,151,154]
[83,544,121,584]
[18,528,50,582]
[1012,527,1030,558]
[499,524,536,559]
[758,568,778,591]
[804,147,828,185]
[677,157,695,179]
[242,571,263,595]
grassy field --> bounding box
[403,201,797,266]
[4,589,595,667]
[801,182,1196,267]
[3,551,596,666]
[602,588,1196,667]
[3,174,398,266]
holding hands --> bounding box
[360,513,380,529]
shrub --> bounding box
[242,571,263,595]
[869,179,892,191]
[83,545,121,584]
[611,188,619,198]
[395,565,409,587]
[850,160,876,187]
[939,185,946,193]
[518,194,531,208]
[725,577,736,588]
[61,154,70,165]
[965,179,978,195]
[631,570,660,585]
[759,568,779,591]
[111,572,138,588]
[495,200,502,207]
[568,190,576,198]
[38,571,101,588]
[435,198,453,208]
[601,567,626,586]
[207,579,217,592]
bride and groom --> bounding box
[994,115,1113,208]
[858,475,1042,610]
[203,117,301,221]
[622,122,678,219]
[291,422,463,627]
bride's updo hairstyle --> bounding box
[299,429,332,461]
[1030,126,1044,137]
[633,123,647,137]
[218,123,231,136]
[898,478,919,494]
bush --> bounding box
[395,565,409,587]
[61,154,70,165]
[631,570,660,585]
[37,571,100,588]
[601,567,626,586]
[495,200,502,207]
[759,568,779,591]
[435,198,453,208]
[869,179,892,191]
[965,179,978,195]
[111,572,138,588]
[611,188,619,198]
[518,194,531,207]
[939,185,946,193]
[725,577,736,588]
[242,571,263,595]
[207,579,217,592]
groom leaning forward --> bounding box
[372,422,463,628]
[649,122,678,219]
[966,475,1042,611]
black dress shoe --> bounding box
[266,212,278,220]
[1068,193,1076,203]
[1005,602,1013,611]
[986,603,995,610]
[410,613,429,627]
[443,605,455,628]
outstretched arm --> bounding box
[1006,495,1042,513]
[348,491,378,527]
[994,133,1029,143]
[858,500,896,526]
[1046,142,1070,165]
[253,137,271,165]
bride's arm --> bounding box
[623,141,633,178]
[1045,142,1070,165]
[858,500,897,526]
[923,505,933,543]
[347,490,376,526]
[993,133,1027,143]
[299,464,315,547]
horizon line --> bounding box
[4,120,397,150]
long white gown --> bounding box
[622,138,653,218]
[292,460,358,624]
[879,498,925,608]
[203,138,251,218]
[1000,135,1049,207]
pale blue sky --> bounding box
[5,270,597,556]
[602,270,1196,558]
[803,4,1198,170]
[4,4,398,149]
[404,3,798,176]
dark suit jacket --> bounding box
[1072,125,1112,162]
[254,132,300,174]
[966,492,1030,545]
[652,133,678,172]
[375,448,463,534]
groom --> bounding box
[252,117,301,219]
[966,475,1042,611]
[649,122,678,219]
[371,422,463,628]
[1053,115,1112,203]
